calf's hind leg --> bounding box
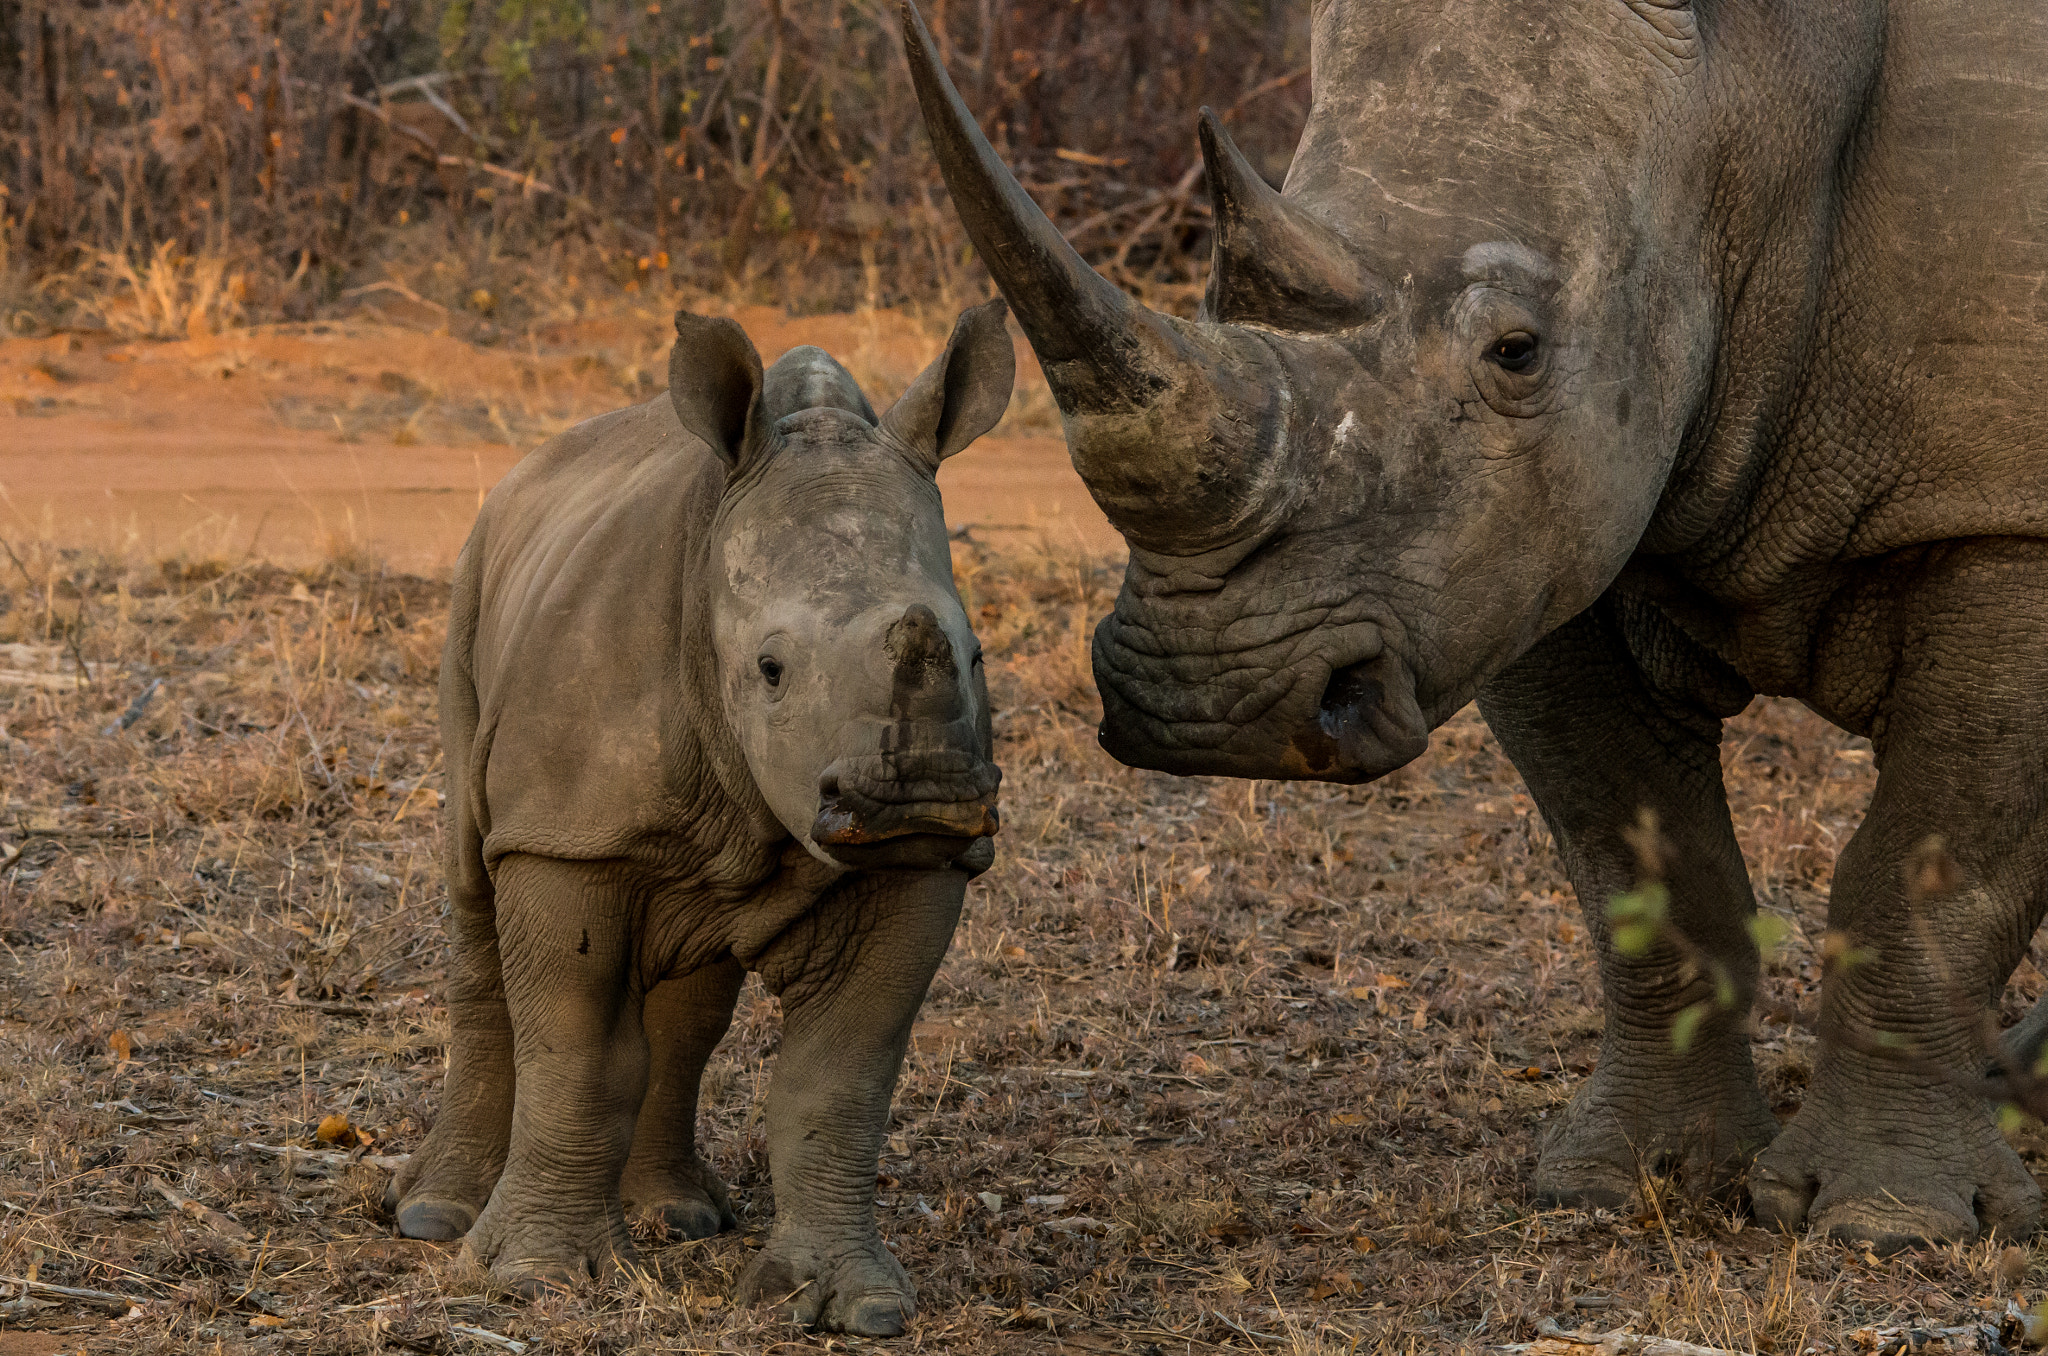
[459,855,648,1288]
[618,957,745,1239]
[387,798,514,1241]
[738,868,966,1337]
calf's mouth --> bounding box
[810,749,1000,870]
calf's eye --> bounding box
[758,656,784,687]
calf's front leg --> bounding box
[459,855,648,1289]
[619,957,745,1238]
[738,867,966,1337]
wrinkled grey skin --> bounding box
[909,1,2048,1251]
[384,300,1015,1334]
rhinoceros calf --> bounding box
[383,300,1015,1335]
[909,0,2048,1252]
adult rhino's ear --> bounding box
[880,298,1015,468]
[670,310,766,470]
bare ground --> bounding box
[0,304,1108,574]
[1,538,2046,1356]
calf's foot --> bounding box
[620,1154,737,1240]
[736,1229,915,1337]
[1535,1039,1779,1209]
[385,996,515,1241]
[459,1189,640,1294]
[385,1123,506,1241]
[1750,1053,2040,1252]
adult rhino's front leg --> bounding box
[1479,598,1779,1207]
[1752,543,2048,1251]
[740,867,966,1338]
[458,855,649,1290]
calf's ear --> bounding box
[670,311,767,470]
[881,298,1016,467]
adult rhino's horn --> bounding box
[1198,109,1384,332]
[902,1,1289,550]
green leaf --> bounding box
[1608,883,1669,925]
[1747,913,1791,956]
[2001,1103,2029,1136]
[1671,1001,1709,1055]
[1613,922,1660,958]
[1713,969,1739,1011]
[1609,885,1669,957]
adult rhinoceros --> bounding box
[904,1,2048,1251]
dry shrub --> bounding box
[74,244,248,340]
[2,1,1309,330]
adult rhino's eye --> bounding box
[758,656,784,687]
[1489,332,1541,373]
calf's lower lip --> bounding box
[811,796,1000,846]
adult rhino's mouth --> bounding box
[811,749,1000,869]
[1092,608,1430,785]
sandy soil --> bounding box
[2,550,2042,1355]
[0,308,1115,572]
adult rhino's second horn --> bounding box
[902,0,1295,554]
[1196,110,1385,333]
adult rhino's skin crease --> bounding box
[907,0,2048,1252]
[384,300,1014,1335]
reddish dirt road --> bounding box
[0,306,1117,571]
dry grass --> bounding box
[0,535,2045,1354]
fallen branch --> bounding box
[102,677,161,735]
[149,1174,252,1242]
[1502,1317,1750,1355]
[451,1326,529,1354]
[239,1142,410,1175]
[0,1275,156,1312]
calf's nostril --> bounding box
[885,603,956,678]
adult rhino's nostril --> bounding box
[1319,665,1385,724]
[1315,656,1430,779]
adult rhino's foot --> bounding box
[1750,1053,2040,1253]
[736,1228,916,1337]
[620,1154,738,1240]
[1534,1041,1779,1210]
[458,1188,639,1295]
[384,1125,507,1242]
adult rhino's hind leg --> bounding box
[618,957,744,1239]
[387,794,514,1241]
[1479,598,1779,1209]
[739,869,966,1337]
[1752,543,2048,1251]
[459,855,649,1290]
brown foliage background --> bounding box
[1,0,1309,329]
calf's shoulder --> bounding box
[452,396,775,881]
